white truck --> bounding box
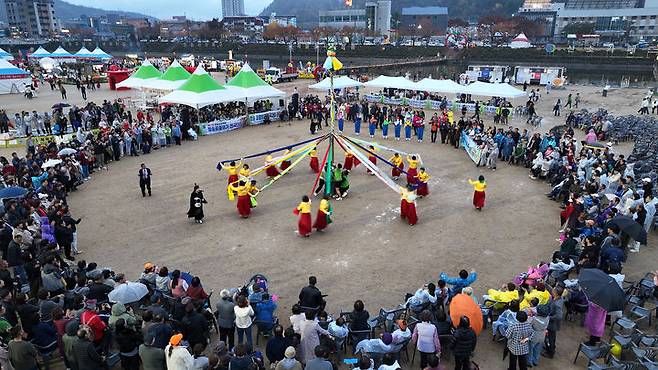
[264,67,298,84]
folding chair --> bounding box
[628,305,653,327]
[610,317,637,336]
[631,344,658,362]
[574,341,613,365]
[367,308,388,337]
[587,360,623,370]
[609,355,644,370]
[639,357,658,370]
[612,329,644,350]
[255,317,279,345]
[348,325,372,353]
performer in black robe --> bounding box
[187,184,208,224]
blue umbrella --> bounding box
[0,186,27,199]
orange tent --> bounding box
[449,294,484,335]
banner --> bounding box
[364,94,498,113]
[199,116,245,136]
[460,132,482,164]
[248,110,283,126]
[0,133,77,148]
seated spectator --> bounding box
[255,293,277,331]
[289,304,305,334]
[140,262,157,288]
[439,269,477,298]
[355,332,393,355]
[549,254,575,281]
[328,317,348,341]
[187,277,209,301]
[389,320,411,352]
[169,269,188,298]
[353,354,374,370]
[484,282,519,308]
[378,353,400,370]
[155,267,170,296]
[350,299,370,332]
[405,283,437,312]
[274,346,302,370]
[192,343,209,370]
[265,325,289,365]
[492,299,520,338]
[519,283,551,310]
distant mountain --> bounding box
[53,0,153,20]
[260,0,524,28]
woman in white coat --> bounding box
[298,311,330,364]
[165,334,194,370]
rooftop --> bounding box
[401,6,448,16]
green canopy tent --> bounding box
[116,59,162,89]
[141,60,192,91]
[225,63,286,103]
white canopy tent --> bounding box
[115,59,162,89]
[415,78,464,94]
[0,59,30,94]
[140,60,191,92]
[309,75,364,90]
[29,47,50,59]
[363,75,418,91]
[510,33,532,49]
[0,48,13,61]
[464,81,526,98]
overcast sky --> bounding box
[64,0,273,20]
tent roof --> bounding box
[225,63,285,101]
[50,46,73,58]
[131,60,162,80]
[226,63,270,89]
[91,46,112,59]
[141,60,192,91]
[415,78,464,94]
[0,59,29,76]
[363,75,418,90]
[464,81,526,98]
[29,46,50,58]
[177,65,225,93]
[513,33,529,42]
[0,48,11,57]
[74,46,95,58]
[159,66,240,109]
[115,60,162,89]
[309,75,363,90]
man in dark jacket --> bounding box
[139,332,165,370]
[265,325,289,365]
[148,314,173,349]
[72,328,104,370]
[7,231,26,284]
[54,220,74,260]
[298,276,325,310]
[452,316,477,370]
[182,302,209,349]
[543,285,564,359]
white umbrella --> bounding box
[41,159,62,169]
[108,282,149,304]
[58,148,77,156]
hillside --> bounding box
[54,0,153,20]
[260,0,524,28]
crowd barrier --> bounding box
[364,94,501,114]
[199,117,246,136]
[0,129,102,148]
[248,109,284,126]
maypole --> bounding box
[322,44,342,197]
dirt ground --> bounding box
[1,76,657,370]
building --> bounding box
[517,0,562,43]
[221,16,264,33]
[261,13,297,28]
[221,0,245,18]
[400,6,448,34]
[5,0,58,37]
[318,0,391,36]
[159,16,204,38]
[519,0,658,41]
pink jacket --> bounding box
[411,322,441,354]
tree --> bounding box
[196,18,225,40]
[562,22,596,35]
[448,18,469,27]
[513,17,542,38]
[263,23,283,40]
[281,25,300,43]
[479,15,508,26]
